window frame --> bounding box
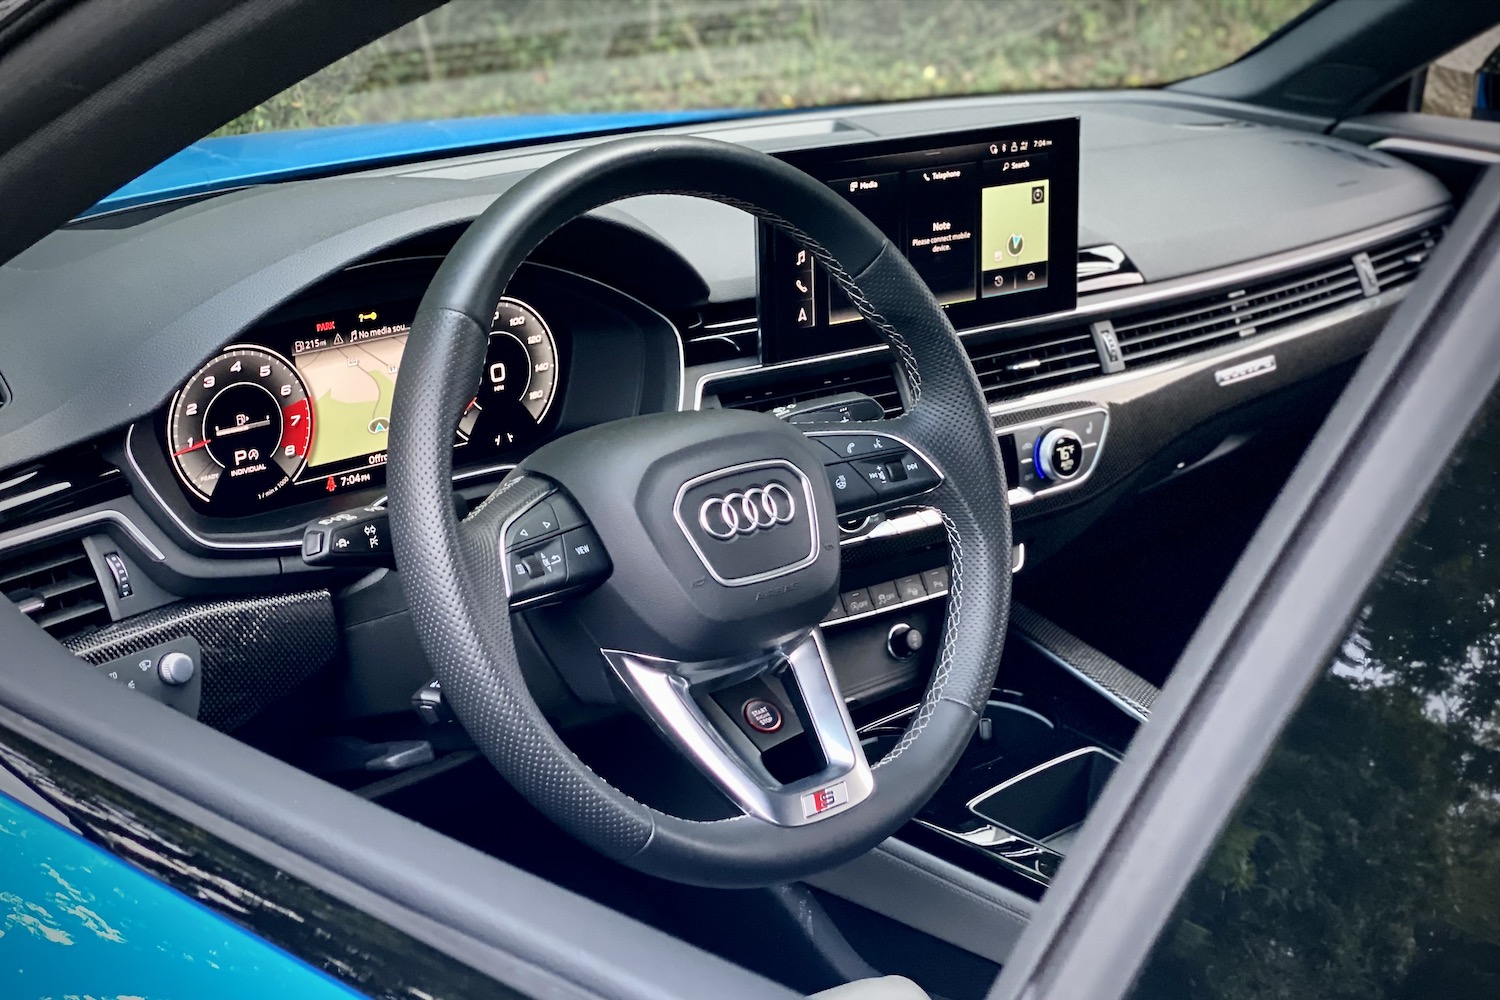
[991,164,1500,1000]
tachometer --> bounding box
[167,345,312,505]
[457,297,560,451]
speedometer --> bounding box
[167,345,312,505]
[457,297,560,451]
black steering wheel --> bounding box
[388,135,1011,888]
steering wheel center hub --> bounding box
[520,408,842,663]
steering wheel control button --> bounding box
[869,581,901,611]
[742,699,784,734]
[841,588,874,616]
[561,527,610,586]
[818,434,898,460]
[510,536,567,600]
[156,651,196,686]
[826,462,878,512]
[506,500,558,546]
[1036,428,1084,480]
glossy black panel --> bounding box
[1130,401,1500,999]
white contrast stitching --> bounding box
[648,189,923,405]
[874,507,963,768]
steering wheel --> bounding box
[388,135,1011,888]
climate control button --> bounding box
[1036,428,1084,481]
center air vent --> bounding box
[1,538,109,640]
[1113,259,1364,366]
[967,327,1103,404]
[1111,226,1442,369]
[715,360,902,417]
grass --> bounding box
[216,0,1317,136]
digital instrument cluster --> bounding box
[165,292,561,515]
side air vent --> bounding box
[1,539,109,640]
[1114,259,1365,367]
[716,361,903,417]
[1364,228,1439,292]
[683,311,759,366]
[967,328,1103,404]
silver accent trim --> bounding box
[672,459,821,587]
[966,746,1121,852]
[1214,354,1277,387]
[0,508,166,562]
[604,630,873,826]
[697,483,796,539]
[1370,136,1500,165]
[691,209,1448,410]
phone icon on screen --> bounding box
[795,279,809,293]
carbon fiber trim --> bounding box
[65,591,337,732]
[1009,603,1157,719]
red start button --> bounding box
[742,698,784,733]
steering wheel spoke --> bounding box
[603,629,874,826]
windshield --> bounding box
[221,0,1316,135]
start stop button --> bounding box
[742,698,784,733]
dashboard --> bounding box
[0,91,1461,731]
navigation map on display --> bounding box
[293,324,408,469]
[980,177,1049,297]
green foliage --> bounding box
[213,0,1315,136]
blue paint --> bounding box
[0,791,367,1000]
[88,109,758,216]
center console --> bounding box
[808,598,1156,965]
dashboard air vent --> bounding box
[967,328,1103,404]
[1113,259,1364,367]
[716,361,903,418]
[683,310,759,366]
[1364,228,1439,293]
[1,538,109,640]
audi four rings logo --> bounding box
[698,484,796,539]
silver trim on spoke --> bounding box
[603,629,873,826]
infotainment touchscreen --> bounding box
[759,118,1079,364]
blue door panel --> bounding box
[0,790,366,1000]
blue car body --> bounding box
[0,789,364,998]
[87,110,753,217]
